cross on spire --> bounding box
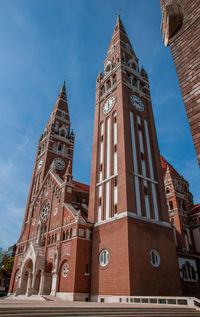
[116,9,122,18]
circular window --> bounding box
[99,250,110,267]
[62,263,69,277]
[149,249,160,267]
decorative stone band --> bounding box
[90,295,200,310]
[94,211,171,229]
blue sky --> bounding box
[0,0,199,250]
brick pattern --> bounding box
[89,16,182,296]
[160,0,200,166]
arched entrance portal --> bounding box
[20,259,33,295]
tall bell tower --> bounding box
[22,80,74,228]
[89,15,181,299]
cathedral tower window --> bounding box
[55,121,59,133]
[149,250,160,267]
[182,262,197,281]
[99,250,110,267]
[60,128,66,137]
[112,74,117,85]
[58,144,62,152]
[144,186,148,196]
[106,79,111,91]
[169,201,174,210]
[133,78,137,87]
[166,187,170,194]
[86,264,89,274]
[105,61,111,74]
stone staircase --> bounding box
[0,306,200,316]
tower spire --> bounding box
[105,13,137,63]
[116,9,121,18]
[58,77,67,101]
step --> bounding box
[0,307,199,317]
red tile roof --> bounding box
[160,155,181,178]
[192,203,200,214]
[73,180,90,193]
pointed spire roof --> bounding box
[58,77,67,101]
[51,78,70,119]
[64,160,72,177]
[105,15,137,61]
[160,155,181,178]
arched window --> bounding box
[166,187,170,194]
[112,74,117,85]
[106,79,111,90]
[105,62,111,74]
[182,262,197,281]
[60,129,65,137]
[169,201,174,210]
[58,144,62,152]
[69,228,72,239]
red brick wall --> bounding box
[160,0,200,166]
[74,238,91,294]
[91,216,182,296]
[91,217,130,296]
[128,217,182,296]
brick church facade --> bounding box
[159,0,200,167]
[9,16,200,301]
[161,156,200,297]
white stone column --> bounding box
[39,271,45,295]
[26,272,32,296]
[31,272,36,289]
[50,273,57,296]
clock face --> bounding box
[102,96,115,115]
[130,95,144,112]
[55,158,65,170]
[37,159,43,171]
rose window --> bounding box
[62,262,69,277]
[40,202,50,223]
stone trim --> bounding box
[94,211,171,228]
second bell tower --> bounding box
[89,15,181,298]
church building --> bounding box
[9,15,192,301]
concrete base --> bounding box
[56,292,89,302]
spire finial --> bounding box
[116,9,121,18]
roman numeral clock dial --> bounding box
[130,95,144,112]
[102,96,115,115]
